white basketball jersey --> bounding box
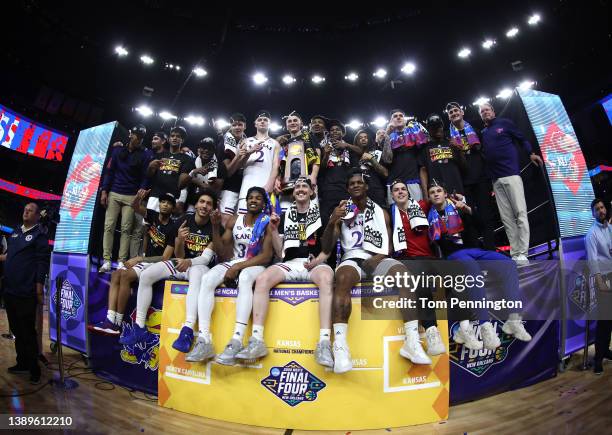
[239,137,277,199]
[232,214,254,260]
[340,212,372,262]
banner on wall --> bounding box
[158,282,450,430]
[449,262,559,404]
[0,103,68,161]
[54,121,120,254]
[87,266,165,394]
[49,252,89,353]
[518,88,595,238]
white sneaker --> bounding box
[98,261,111,273]
[502,319,532,341]
[117,262,126,270]
[332,342,353,374]
[480,322,501,350]
[425,326,446,356]
[400,331,432,365]
[453,325,483,350]
[512,255,529,266]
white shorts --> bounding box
[132,262,153,278]
[219,190,239,215]
[237,198,248,215]
[336,257,400,279]
[273,258,333,282]
[146,196,160,213]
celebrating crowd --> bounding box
[87,101,545,374]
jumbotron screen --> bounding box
[54,121,116,253]
[518,88,595,238]
[0,103,68,161]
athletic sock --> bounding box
[252,325,264,341]
[319,329,331,342]
[233,322,248,341]
[333,323,348,345]
[114,312,123,326]
[107,310,116,323]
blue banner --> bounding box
[449,262,559,404]
[49,252,89,353]
[87,259,164,395]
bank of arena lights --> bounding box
[373,68,387,79]
[345,72,359,82]
[401,62,416,75]
[282,75,297,85]
[135,105,153,117]
[311,75,325,84]
[269,122,282,132]
[506,27,519,38]
[140,55,154,65]
[214,118,230,130]
[472,97,490,106]
[458,48,471,59]
[253,72,268,86]
[115,46,128,56]
[184,115,205,126]
[482,39,496,50]
[347,120,362,130]
[496,88,513,99]
[193,67,207,77]
[372,116,387,128]
[518,80,535,90]
[528,14,541,25]
[159,111,177,121]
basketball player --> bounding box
[235,177,334,367]
[237,111,280,213]
[173,187,274,363]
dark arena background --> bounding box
[1,1,611,433]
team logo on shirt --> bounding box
[429,147,453,163]
[148,225,166,249]
[185,233,211,256]
[449,320,516,377]
[261,361,326,406]
[25,234,33,241]
[53,279,83,321]
[159,158,181,175]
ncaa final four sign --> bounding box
[261,361,326,406]
[158,280,449,430]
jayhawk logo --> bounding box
[120,308,162,371]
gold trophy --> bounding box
[281,138,308,192]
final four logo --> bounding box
[449,321,515,377]
[53,279,83,321]
[261,361,326,406]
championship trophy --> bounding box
[281,138,308,192]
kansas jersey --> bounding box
[232,214,254,260]
[238,137,278,212]
[340,211,372,262]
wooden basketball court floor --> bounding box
[1,309,611,434]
